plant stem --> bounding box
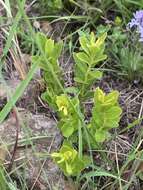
[80,63,92,99]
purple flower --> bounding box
[128,10,143,41]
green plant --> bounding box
[33,32,122,177]
[109,26,127,55]
[88,87,122,142]
[96,20,143,83]
[74,32,107,100]
[119,47,143,81]
[51,142,89,176]
[96,23,143,82]
[32,33,64,110]
[96,24,127,62]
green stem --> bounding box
[80,62,92,98]
[78,120,82,159]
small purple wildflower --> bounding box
[128,10,143,41]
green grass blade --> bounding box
[0,61,39,123]
[81,170,126,182]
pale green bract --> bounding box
[51,143,90,176]
[56,94,82,138]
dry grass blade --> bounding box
[9,47,27,80]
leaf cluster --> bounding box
[89,88,122,142]
[74,32,107,99]
[33,33,64,109]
